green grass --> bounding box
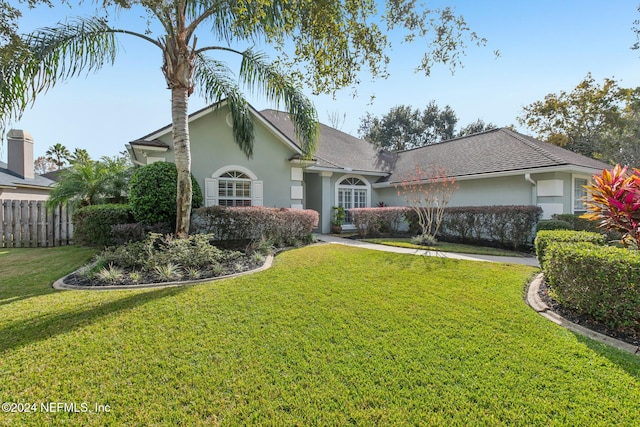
[361,237,526,256]
[1,245,639,426]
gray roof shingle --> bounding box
[0,161,55,189]
[259,109,394,174]
[384,128,611,183]
[259,110,611,183]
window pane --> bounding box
[574,178,588,211]
[217,172,253,207]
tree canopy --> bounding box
[359,102,496,150]
[517,73,640,166]
[2,1,488,235]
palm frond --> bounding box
[239,49,318,158]
[193,54,254,157]
[0,17,119,132]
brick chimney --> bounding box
[7,129,34,179]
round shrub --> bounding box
[129,162,203,225]
[72,204,134,247]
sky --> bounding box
[4,0,640,162]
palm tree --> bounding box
[45,143,71,170]
[47,154,132,209]
[1,2,484,235]
[3,5,318,236]
[68,148,91,165]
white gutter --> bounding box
[372,165,603,188]
[525,173,537,206]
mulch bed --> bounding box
[538,280,640,347]
[63,255,264,287]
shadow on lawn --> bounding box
[0,286,185,354]
[573,333,640,378]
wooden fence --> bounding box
[1,200,73,247]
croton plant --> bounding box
[582,164,640,249]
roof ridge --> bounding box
[393,127,504,154]
[501,128,567,165]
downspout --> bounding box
[525,173,536,206]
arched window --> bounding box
[218,171,252,206]
[205,166,263,207]
[336,175,370,224]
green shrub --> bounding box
[72,204,134,247]
[191,206,319,247]
[110,222,172,245]
[411,233,438,246]
[99,233,231,272]
[550,213,599,232]
[129,162,203,225]
[350,207,409,236]
[535,219,573,232]
[534,230,605,268]
[415,205,542,249]
[544,242,640,332]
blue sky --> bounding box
[5,0,640,161]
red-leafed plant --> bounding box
[582,164,640,248]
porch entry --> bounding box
[337,176,369,224]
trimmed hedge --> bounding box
[72,204,134,247]
[129,162,203,225]
[534,230,606,268]
[535,219,573,232]
[406,205,542,249]
[191,206,319,246]
[550,213,599,232]
[544,242,640,332]
[110,222,173,245]
[350,207,409,237]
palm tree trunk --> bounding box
[172,86,193,238]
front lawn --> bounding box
[361,237,525,256]
[1,245,638,426]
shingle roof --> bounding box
[384,128,611,183]
[258,110,610,183]
[0,161,55,189]
[259,109,393,174]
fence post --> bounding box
[11,200,20,248]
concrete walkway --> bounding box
[315,234,540,267]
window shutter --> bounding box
[252,180,263,206]
[204,178,218,207]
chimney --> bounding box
[7,129,35,179]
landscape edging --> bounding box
[52,254,274,291]
[526,273,640,356]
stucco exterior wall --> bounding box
[156,106,301,208]
[304,172,323,226]
[374,175,535,209]
[0,187,50,201]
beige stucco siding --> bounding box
[0,187,50,201]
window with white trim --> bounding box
[218,171,252,207]
[337,176,369,224]
[573,177,589,214]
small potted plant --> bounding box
[331,206,346,234]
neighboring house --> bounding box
[125,101,610,233]
[0,130,54,201]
